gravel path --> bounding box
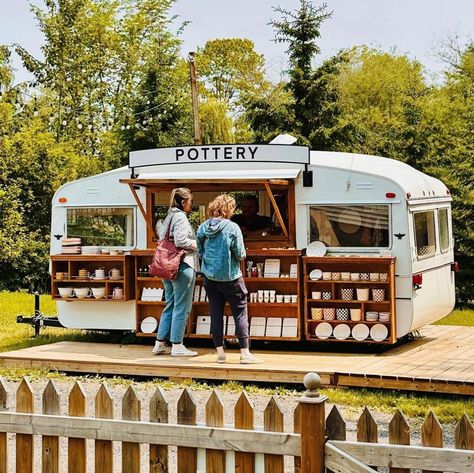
[2,377,457,472]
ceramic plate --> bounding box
[315,322,333,339]
[333,324,351,340]
[370,323,388,342]
[309,269,323,280]
[351,323,370,341]
[140,317,158,334]
[306,241,327,257]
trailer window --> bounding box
[438,208,450,253]
[67,207,135,247]
[413,211,436,257]
[309,205,389,248]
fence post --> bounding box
[298,372,327,473]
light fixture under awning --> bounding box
[132,168,301,182]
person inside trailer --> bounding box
[231,195,273,237]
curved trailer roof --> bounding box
[54,149,450,202]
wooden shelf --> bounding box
[53,296,126,302]
[307,319,391,325]
[305,279,389,285]
[307,299,390,304]
[137,277,162,281]
[51,254,126,261]
[306,335,392,344]
[53,279,124,283]
[244,277,298,282]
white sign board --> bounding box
[129,144,309,168]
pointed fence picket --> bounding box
[206,390,225,473]
[0,375,472,472]
[149,387,169,473]
[42,380,60,473]
[94,384,113,473]
[68,381,86,473]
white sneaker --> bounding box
[240,353,262,364]
[171,344,198,357]
[152,341,171,355]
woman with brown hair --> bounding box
[152,188,198,357]
[196,194,260,364]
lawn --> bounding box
[0,291,473,422]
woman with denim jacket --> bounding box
[152,188,198,357]
[197,194,260,364]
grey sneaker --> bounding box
[240,354,263,364]
[171,345,198,357]
[216,353,227,364]
[152,341,171,355]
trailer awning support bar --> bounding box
[127,184,157,240]
[264,182,289,238]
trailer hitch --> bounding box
[16,292,64,337]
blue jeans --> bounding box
[157,262,195,344]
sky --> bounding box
[1,0,473,84]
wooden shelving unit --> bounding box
[130,248,303,340]
[303,256,396,344]
[50,255,133,302]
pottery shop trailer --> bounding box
[46,144,456,344]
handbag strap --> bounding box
[164,214,175,241]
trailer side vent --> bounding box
[356,183,374,190]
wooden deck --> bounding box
[1,325,473,395]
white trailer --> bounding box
[49,144,456,342]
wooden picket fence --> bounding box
[0,374,473,472]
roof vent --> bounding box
[269,134,297,145]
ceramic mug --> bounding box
[112,287,123,299]
[78,268,90,279]
[74,287,92,299]
[92,268,106,279]
[311,291,321,300]
[58,287,73,298]
[109,268,121,280]
[91,287,106,300]
[311,308,323,320]
[55,272,64,280]
[276,295,283,303]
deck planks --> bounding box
[0,325,473,395]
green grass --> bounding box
[0,291,473,422]
[0,291,112,353]
[434,307,474,326]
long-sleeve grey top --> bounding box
[158,207,198,270]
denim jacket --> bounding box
[196,218,246,282]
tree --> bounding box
[196,38,266,111]
[15,0,187,162]
[200,98,234,144]
[270,0,332,135]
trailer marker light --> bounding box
[412,273,423,289]
[385,192,396,199]
[58,197,67,203]
[451,262,460,273]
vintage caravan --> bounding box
[49,144,456,344]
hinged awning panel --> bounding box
[134,168,301,181]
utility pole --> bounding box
[187,51,201,145]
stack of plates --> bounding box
[365,311,379,321]
[379,312,391,322]
[61,238,81,254]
